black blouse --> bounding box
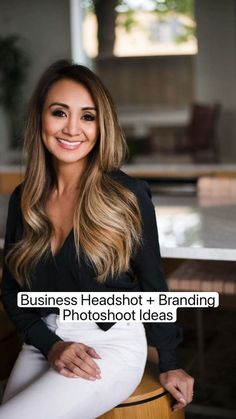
[1,169,182,373]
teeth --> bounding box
[57,138,82,146]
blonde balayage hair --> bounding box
[6,60,142,286]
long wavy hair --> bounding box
[6,60,142,287]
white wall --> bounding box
[195,0,236,162]
[0,0,71,154]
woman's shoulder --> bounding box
[5,184,23,240]
[9,183,22,206]
[7,184,23,220]
[109,169,151,197]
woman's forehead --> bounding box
[44,79,96,108]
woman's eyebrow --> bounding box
[49,102,69,109]
[82,106,97,111]
[49,102,97,111]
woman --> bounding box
[0,60,193,418]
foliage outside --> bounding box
[87,0,195,41]
[117,0,195,44]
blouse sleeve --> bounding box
[1,186,62,357]
[130,179,183,373]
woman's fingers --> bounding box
[55,357,99,380]
[60,369,78,378]
[166,384,187,408]
[172,401,186,411]
[54,360,78,378]
[86,346,102,359]
[67,343,101,377]
[187,374,195,403]
[65,360,101,380]
[48,341,102,379]
[74,344,101,373]
[159,368,194,411]
[66,351,101,379]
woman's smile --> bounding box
[55,137,85,150]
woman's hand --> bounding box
[159,368,194,411]
[47,341,102,380]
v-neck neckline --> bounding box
[50,228,74,258]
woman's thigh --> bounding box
[0,321,147,419]
[2,343,49,403]
[0,344,146,419]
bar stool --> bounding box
[98,350,185,419]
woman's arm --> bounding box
[1,186,102,380]
[130,179,182,371]
[131,179,194,410]
[1,186,62,357]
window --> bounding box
[82,0,197,58]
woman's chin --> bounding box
[51,152,87,166]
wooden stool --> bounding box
[98,361,184,419]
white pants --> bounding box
[0,315,147,419]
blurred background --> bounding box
[0,0,235,165]
[0,1,236,418]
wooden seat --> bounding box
[98,360,184,419]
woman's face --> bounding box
[42,79,99,168]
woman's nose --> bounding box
[62,116,82,137]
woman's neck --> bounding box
[52,159,87,196]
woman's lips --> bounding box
[56,137,84,150]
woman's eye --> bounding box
[51,109,66,117]
[83,114,96,121]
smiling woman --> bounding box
[41,80,100,257]
[0,60,193,419]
